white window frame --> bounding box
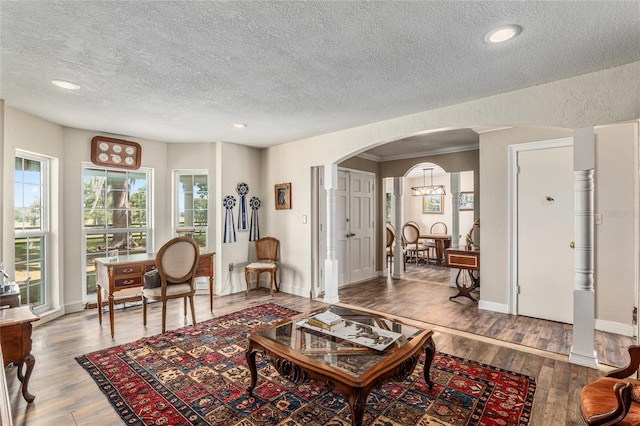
[174,170,209,250]
[14,151,50,314]
[81,164,152,301]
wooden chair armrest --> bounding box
[608,346,640,379]
[584,381,633,425]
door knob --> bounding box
[570,241,575,249]
[349,233,356,237]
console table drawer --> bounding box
[114,264,145,276]
[114,276,143,288]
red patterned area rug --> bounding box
[76,303,536,425]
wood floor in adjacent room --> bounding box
[5,265,635,426]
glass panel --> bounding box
[195,209,207,226]
[194,230,206,249]
[130,231,147,254]
[130,210,146,227]
[107,190,128,210]
[28,237,43,259]
[106,172,127,191]
[14,236,28,263]
[14,208,26,230]
[84,209,107,227]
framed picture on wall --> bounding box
[422,194,444,214]
[274,183,291,210]
[459,192,474,211]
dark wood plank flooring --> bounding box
[4,266,633,425]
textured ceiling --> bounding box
[1,1,639,151]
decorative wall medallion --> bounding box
[91,136,141,169]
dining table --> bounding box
[419,234,452,265]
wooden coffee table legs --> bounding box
[246,336,436,426]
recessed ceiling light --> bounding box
[233,123,247,129]
[51,79,81,90]
[484,25,522,44]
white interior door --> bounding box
[336,171,349,286]
[517,145,574,324]
[336,170,375,287]
[349,172,375,283]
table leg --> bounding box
[209,275,213,312]
[96,284,103,325]
[423,336,436,389]
[350,391,368,426]
[449,269,479,303]
[108,293,115,337]
[17,354,36,403]
[246,343,259,395]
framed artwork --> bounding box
[459,192,474,211]
[274,183,291,210]
[422,194,444,214]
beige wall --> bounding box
[479,127,573,305]
[594,122,638,328]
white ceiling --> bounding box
[1,1,639,153]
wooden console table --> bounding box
[95,251,214,337]
[445,248,480,302]
[0,282,21,309]
[0,306,40,403]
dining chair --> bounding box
[245,237,280,297]
[426,222,448,263]
[386,223,406,272]
[142,236,199,333]
[402,222,428,265]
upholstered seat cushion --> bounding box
[142,283,192,298]
[581,377,640,425]
[246,262,276,270]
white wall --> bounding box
[3,107,65,321]
[215,142,263,296]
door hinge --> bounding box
[517,285,521,295]
[633,307,637,325]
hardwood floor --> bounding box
[4,267,634,425]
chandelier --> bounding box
[411,168,446,196]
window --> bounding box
[175,171,208,249]
[83,166,150,298]
[14,154,49,312]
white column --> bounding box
[392,177,404,279]
[449,172,460,287]
[323,163,340,304]
[569,127,598,368]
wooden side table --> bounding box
[0,306,40,402]
[445,248,480,303]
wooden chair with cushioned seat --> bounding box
[426,221,448,263]
[402,222,428,265]
[142,236,199,333]
[245,237,279,297]
[385,223,406,272]
[581,345,640,425]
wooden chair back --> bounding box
[255,237,279,262]
[430,222,448,235]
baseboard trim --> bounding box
[595,319,635,337]
[478,300,510,314]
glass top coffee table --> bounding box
[246,304,435,426]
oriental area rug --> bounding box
[76,303,536,425]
